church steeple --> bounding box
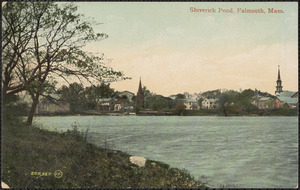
[275,65,283,96]
[138,77,143,94]
[136,77,144,107]
[277,65,281,80]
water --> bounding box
[34,116,298,188]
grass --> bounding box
[1,118,207,188]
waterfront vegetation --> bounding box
[20,84,297,117]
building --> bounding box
[275,91,298,109]
[183,99,199,110]
[114,99,125,111]
[202,98,218,109]
[275,65,283,96]
[37,95,70,114]
[252,97,275,109]
[136,78,144,107]
[17,93,70,114]
[96,98,115,111]
[114,99,133,112]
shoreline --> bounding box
[2,118,207,188]
[31,113,298,117]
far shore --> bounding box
[31,112,298,117]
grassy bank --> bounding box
[1,119,207,188]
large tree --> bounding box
[84,83,116,110]
[58,83,86,113]
[2,2,128,125]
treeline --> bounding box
[142,88,297,116]
[57,82,117,113]
[47,85,297,116]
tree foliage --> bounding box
[2,2,129,125]
[149,95,169,111]
[57,82,116,112]
[174,103,186,116]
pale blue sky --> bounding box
[69,2,297,96]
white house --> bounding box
[202,98,218,109]
[183,99,199,110]
[114,99,133,112]
[96,98,115,111]
[114,99,125,111]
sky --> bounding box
[72,2,297,96]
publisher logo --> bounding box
[54,170,63,178]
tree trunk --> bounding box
[26,95,39,126]
[223,107,228,116]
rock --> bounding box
[130,156,146,167]
[1,181,9,189]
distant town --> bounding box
[17,66,298,116]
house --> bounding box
[183,99,199,110]
[114,99,133,112]
[202,98,218,109]
[17,93,70,114]
[274,91,298,109]
[37,96,70,114]
[252,97,275,109]
[96,98,115,111]
[114,99,124,111]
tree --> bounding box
[58,83,86,112]
[216,90,239,116]
[2,2,129,125]
[201,89,221,99]
[84,83,116,109]
[198,97,204,109]
[142,86,154,109]
[165,97,176,109]
[150,95,169,111]
[175,93,185,100]
[174,103,186,116]
[218,93,230,116]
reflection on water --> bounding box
[34,116,298,188]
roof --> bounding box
[115,99,124,104]
[278,91,296,97]
[292,92,298,98]
[277,96,298,104]
[276,91,298,104]
[119,91,134,95]
[259,97,272,101]
[18,93,61,104]
[184,99,198,103]
[97,98,113,102]
[203,98,218,103]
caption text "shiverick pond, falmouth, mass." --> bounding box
[190,7,284,14]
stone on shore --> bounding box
[130,156,146,167]
[1,181,9,189]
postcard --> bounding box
[1,1,298,189]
